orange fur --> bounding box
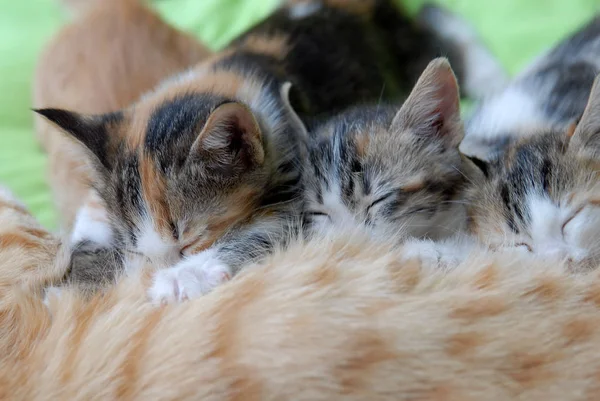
[0,189,65,291]
[2,186,600,399]
[33,0,210,230]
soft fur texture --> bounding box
[3,187,600,400]
[34,0,500,302]
[33,0,210,232]
[463,16,600,161]
[463,63,600,271]
[303,58,480,241]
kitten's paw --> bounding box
[148,252,232,304]
[401,239,441,268]
[401,238,470,270]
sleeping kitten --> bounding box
[34,0,210,232]
[303,58,480,241]
[37,0,499,302]
[463,16,600,161]
[464,76,600,270]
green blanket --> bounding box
[1,0,598,229]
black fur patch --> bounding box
[145,93,230,171]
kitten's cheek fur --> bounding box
[148,249,232,304]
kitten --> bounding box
[303,58,480,241]
[34,0,210,232]
[463,16,600,161]
[4,187,600,400]
[36,0,498,301]
[465,75,600,270]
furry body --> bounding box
[463,16,600,160]
[302,59,480,241]
[35,0,499,299]
[457,22,600,268]
[33,0,210,231]
[3,187,600,400]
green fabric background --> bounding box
[1,0,599,229]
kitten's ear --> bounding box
[391,58,463,149]
[571,75,600,161]
[34,108,120,170]
[191,102,264,170]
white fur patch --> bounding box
[526,194,589,262]
[135,217,179,268]
[401,236,476,271]
[320,186,356,227]
[148,248,231,304]
[462,86,548,159]
[71,200,113,246]
[288,2,321,19]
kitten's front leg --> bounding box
[147,212,297,304]
[401,236,478,271]
[148,248,232,304]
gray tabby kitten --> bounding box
[410,17,600,269]
[462,16,600,161]
[302,58,481,241]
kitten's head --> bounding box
[37,71,300,267]
[467,76,600,268]
[303,58,475,240]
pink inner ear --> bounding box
[194,102,265,167]
[434,73,460,133]
[391,58,461,142]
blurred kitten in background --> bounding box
[463,16,600,161]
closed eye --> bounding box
[305,211,330,219]
[515,242,532,252]
[561,206,585,238]
[366,193,394,214]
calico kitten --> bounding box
[34,0,210,232]
[5,188,600,400]
[465,76,600,269]
[463,16,600,161]
[303,58,480,241]
[37,0,498,301]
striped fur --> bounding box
[0,187,66,292]
[465,76,600,270]
[302,59,480,242]
[36,0,498,301]
[33,0,210,232]
[5,187,600,399]
[464,16,600,161]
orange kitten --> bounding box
[2,186,600,400]
[33,0,210,231]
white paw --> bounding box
[401,239,441,268]
[402,238,471,270]
[148,251,232,304]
